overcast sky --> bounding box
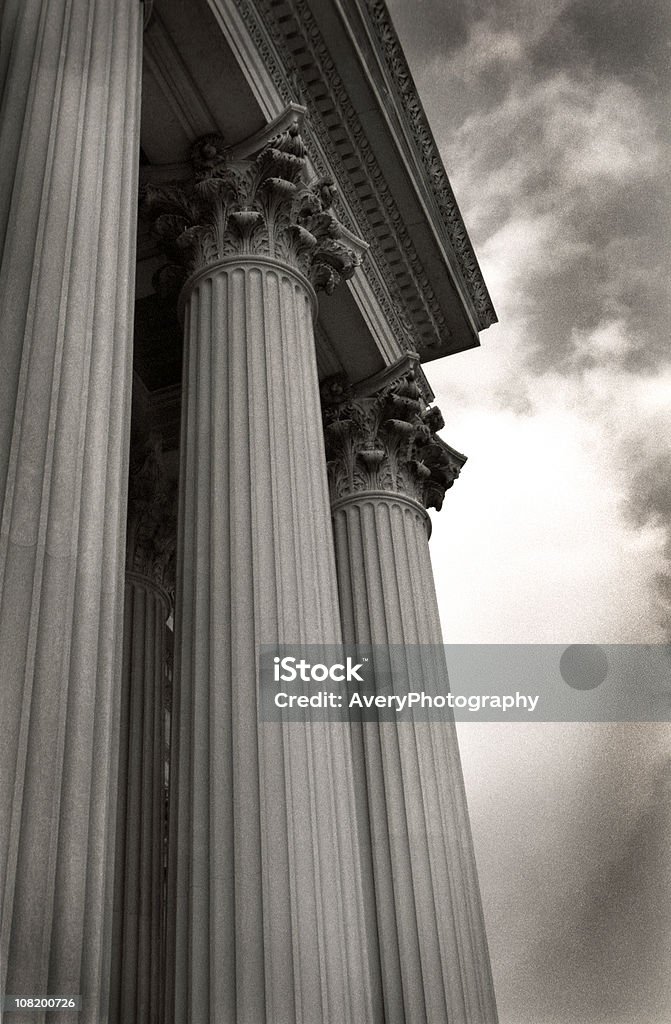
[386,1,671,1021]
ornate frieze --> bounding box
[143,122,362,294]
[360,0,497,329]
[126,433,176,592]
[322,367,465,511]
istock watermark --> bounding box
[273,655,366,683]
[258,644,671,722]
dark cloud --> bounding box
[627,450,671,540]
[532,738,671,1023]
[624,445,671,626]
[390,0,670,100]
[515,190,670,377]
[442,94,668,373]
[530,0,671,98]
[387,0,492,62]
[463,724,671,1024]
[389,1,670,378]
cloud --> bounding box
[525,728,671,1024]
[445,69,664,360]
[428,397,668,645]
[530,0,671,101]
[458,722,671,1024]
[408,11,671,632]
[389,0,670,375]
[390,0,670,101]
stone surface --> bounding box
[321,360,465,512]
[0,1,142,1019]
[110,438,175,1024]
[161,128,375,1023]
[143,119,362,300]
[110,573,170,1024]
[325,360,499,1024]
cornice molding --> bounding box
[287,0,450,336]
[222,0,414,356]
[353,351,434,404]
[358,0,497,330]
[252,0,450,347]
[321,356,466,510]
[228,0,496,357]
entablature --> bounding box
[211,0,496,358]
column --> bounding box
[109,436,175,1024]
[323,359,499,1024]
[144,121,376,1022]
[0,1,142,1020]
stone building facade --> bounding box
[0,0,498,1021]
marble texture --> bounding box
[0,1,142,1019]
[167,258,375,1023]
[331,486,499,1023]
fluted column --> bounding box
[145,118,376,1023]
[0,1,141,1020]
[323,360,499,1024]
[110,437,175,1024]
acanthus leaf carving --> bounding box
[321,369,465,511]
[142,121,363,294]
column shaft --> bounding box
[0,1,142,1018]
[170,259,374,1023]
[323,360,498,1023]
[333,493,499,1024]
[110,573,169,1024]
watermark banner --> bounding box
[258,644,671,722]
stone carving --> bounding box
[232,0,496,348]
[322,370,465,511]
[126,433,176,591]
[361,0,497,329]
[143,122,362,294]
[253,0,449,341]
[224,1,419,351]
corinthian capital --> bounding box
[143,118,363,294]
[321,359,465,511]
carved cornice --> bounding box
[359,0,496,329]
[321,360,466,511]
[238,0,446,347]
[142,119,363,295]
[126,434,176,592]
[230,0,496,353]
[221,0,413,350]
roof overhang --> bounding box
[207,0,497,360]
[138,0,496,393]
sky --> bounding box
[386,1,671,1021]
